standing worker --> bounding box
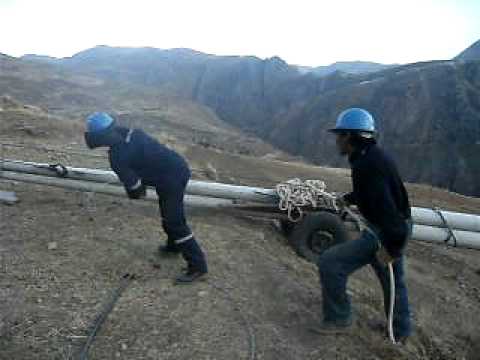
[316,108,412,342]
[84,112,208,284]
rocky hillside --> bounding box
[2,44,480,360]
[4,40,480,196]
[266,60,480,196]
[50,46,357,131]
[456,40,480,62]
[1,89,480,360]
[0,55,287,160]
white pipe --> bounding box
[3,170,480,250]
[412,207,480,233]
[0,171,236,209]
[3,160,480,235]
[411,224,480,250]
[343,221,480,250]
[0,160,277,203]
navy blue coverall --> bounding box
[108,127,207,273]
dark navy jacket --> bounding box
[108,128,190,191]
[344,143,411,258]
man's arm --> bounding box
[109,148,146,199]
[124,180,146,199]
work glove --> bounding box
[126,183,147,199]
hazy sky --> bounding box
[0,0,478,66]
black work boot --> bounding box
[178,238,208,271]
[175,267,208,285]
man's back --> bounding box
[109,128,190,187]
[350,143,411,256]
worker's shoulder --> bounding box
[130,128,147,139]
[129,128,158,145]
[354,145,390,174]
[130,128,177,155]
[365,144,395,164]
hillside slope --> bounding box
[15,44,480,196]
[1,108,480,360]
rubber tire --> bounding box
[289,211,349,264]
[279,219,296,236]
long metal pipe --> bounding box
[0,160,277,203]
[411,207,480,232]
[2,159,480,233]
[411,224,480,249]
[0,171,236,209]
[2,170,480,250]
[0,170,289,220]
[342,222,480,250]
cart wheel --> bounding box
[279,219,296,236]
[289,212,349,264]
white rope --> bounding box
[388,262,397,345]
[275,178,338,222]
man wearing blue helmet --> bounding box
[316,108,412,342]
[84,112,208,284]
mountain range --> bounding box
[1,40,480,196]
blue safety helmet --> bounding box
[329,108,375,133]
[86,112,115,133]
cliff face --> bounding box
[57,47,355,131]
[266,61,480,196]
[5,43,480,196]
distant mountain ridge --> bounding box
[298,61,396,76]
[455,40,480,62]
[266,60,480,196]
[21,54,59,63]
[3,40,480,196]
[20,46,394,78]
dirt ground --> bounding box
[1,129,480,359]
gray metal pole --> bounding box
[0,171,236,209]
[2,159,480,234]
[1,160,278,203]
[3,169,480,250]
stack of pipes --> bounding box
[1,159,480,250]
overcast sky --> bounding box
[0,0,478,66]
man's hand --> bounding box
[376,247,395,267]
[335,193,351,209]
[126,183,147,199]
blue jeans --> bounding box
[317,225,412,338]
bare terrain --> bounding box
[1,103,480,360]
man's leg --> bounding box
[157,187,208,281]
[157,194,181,254]
[317,230,379,326]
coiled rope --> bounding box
[276,179,338,222]
[275,178,365,231]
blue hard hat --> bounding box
[86,112,115,133]
[329,108,375,133]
